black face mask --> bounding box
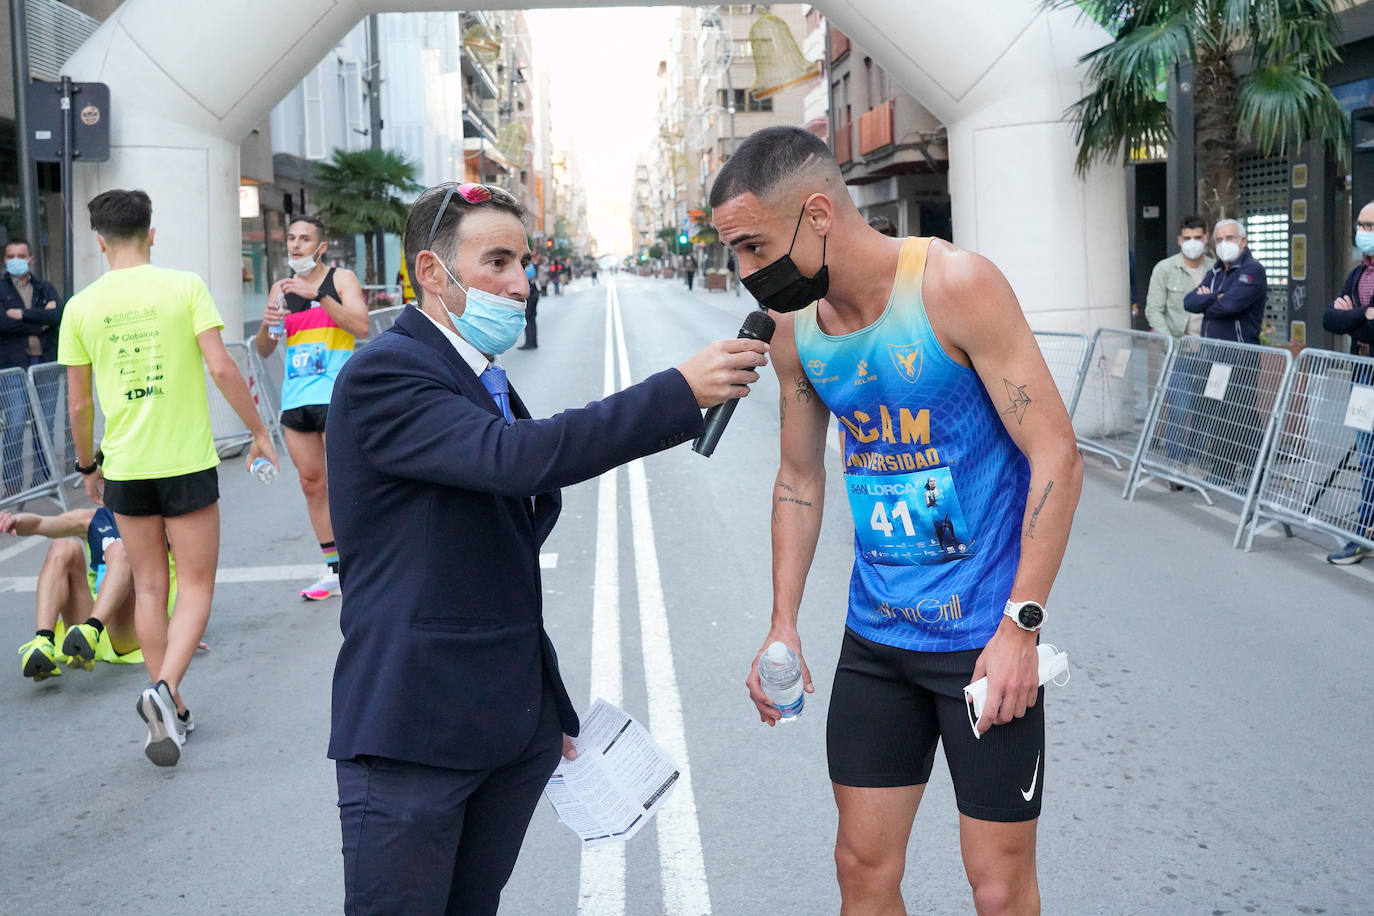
[741,203,829,313]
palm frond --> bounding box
[1219,0,1343,68]
[1237,57,1351,164]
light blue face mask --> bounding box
[437,260,526,355]
[6,257,29,277]
[1357,230,1374,256]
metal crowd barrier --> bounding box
[206,342,285,457]
[27,360,103,495]
[365,305,405,341]
[1126,337,1293,546]
[1,366,65,511]
[1032,331,1091,416]
[1070,329,1175,478]
[1244,348,1374,553]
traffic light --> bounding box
[546,239,553,249]
[678,234,688,245]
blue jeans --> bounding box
[1160,353,1199,465]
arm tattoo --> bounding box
[1024,480,1054,539]
[1002,379,1031,425]
[795,376,815,405]
[779,391,787,427]
[777,496,813,508]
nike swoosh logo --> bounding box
[1021,753,1040,801]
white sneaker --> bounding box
[301,571,341,601]
[137,681,184,767]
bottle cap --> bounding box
[763,641,790,663]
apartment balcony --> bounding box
[857,99,894,156]
[829,27,850,62]
[463,93,499,145]
[834,120,853,165]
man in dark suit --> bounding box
[325,181,767,915]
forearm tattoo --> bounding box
[1024,480,1054,539]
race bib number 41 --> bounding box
[845,467,976,565]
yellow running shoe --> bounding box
[18,636,61,681]
[60,623,99,672]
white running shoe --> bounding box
[137,681,184,767]
[301,571,341,601]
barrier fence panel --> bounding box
[207,342,284,457]
[1069,328,1174,477]
[1032,331,1091,416]
[27,360,103,495]
[1,366,65,511]
[365,305,404,342]
[1244,348,1374,553]
[1126,336,1293,546]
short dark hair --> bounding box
[403,183,525,289]
[1179,215,1206,233]
[709,126,838,209]
[868,216,897,237]
[288,215,328,239]
[4,237,31,256]
[88,189,152,240]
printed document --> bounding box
[543,699,680,847]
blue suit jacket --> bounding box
[326,306,703,770]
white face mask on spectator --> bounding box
[1216,240,1240,264]
[1180,239,1205,260]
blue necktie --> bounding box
[480,365,515,424]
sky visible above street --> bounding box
[528,6,677,257]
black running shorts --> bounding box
[280,403,329,434]
[827,628,1044,823]
[103,467,219,518]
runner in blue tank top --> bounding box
[713,127,1083,915]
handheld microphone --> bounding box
[692,307,776,457]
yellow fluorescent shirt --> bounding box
[58,264,224,480]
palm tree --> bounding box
[1057,0,1349,226]
[311,149,422,292]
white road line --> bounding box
[578,281,626,916]
[0,554,557,595]
[0,536,45,563]
[613,283,713,915]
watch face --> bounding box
[1018,603,1044,629]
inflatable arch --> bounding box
[64,0,1126,335]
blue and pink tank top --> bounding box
[280,268,356,411]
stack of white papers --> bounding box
[544,699,679,847]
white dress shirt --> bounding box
[415,304,497,377]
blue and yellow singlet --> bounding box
[794,237,1030,652]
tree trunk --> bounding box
[363,231,377,294]
[1193,45,1241,228]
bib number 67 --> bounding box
[870,500,916,538]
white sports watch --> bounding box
[1003,599,1046,632]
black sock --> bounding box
[36,629,55,640]
[177,708,192,723]
[84,617,105,635]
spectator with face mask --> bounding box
[1321,200,1374,565]
[1146,216,1209,474]
[0,238,63,495]
[1183,218,1268,487]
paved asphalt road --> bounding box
[1,275,1370,915]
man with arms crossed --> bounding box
[714,128,1082,915]
[60,189,277,766]
[255,215,369,599]
[327,181,766,914]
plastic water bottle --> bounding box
[250,457,277,484]
[759,641,804,722]
[267,294,286,340]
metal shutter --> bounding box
[1238,152,1291,340]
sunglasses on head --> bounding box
[425,183,519,249]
